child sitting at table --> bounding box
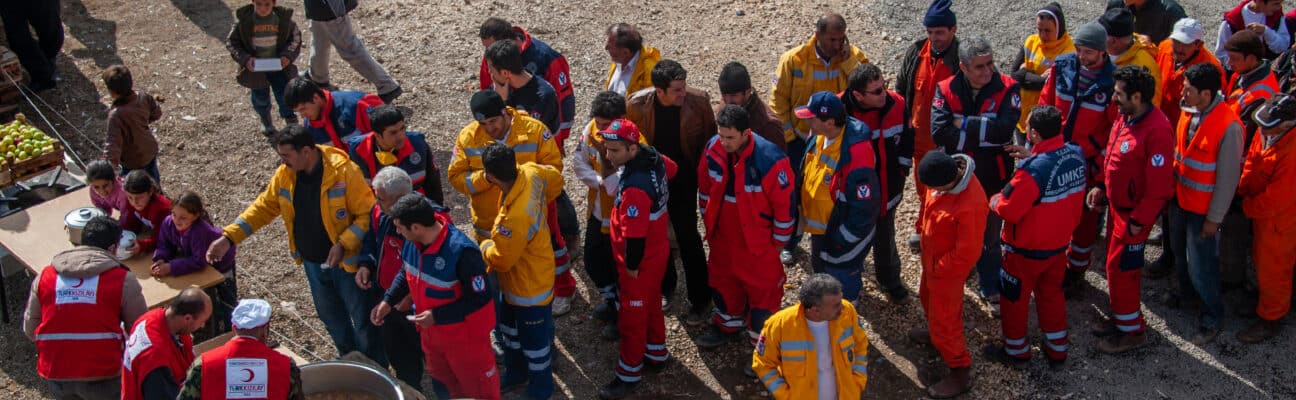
[87,160,128,218]
[120,170,171,257]
[152,190,237,332]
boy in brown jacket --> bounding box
[102,64,163,183]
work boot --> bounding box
[908,327,932,345]
[600,324,619,341]
[283,113,299,125]
[257,112,275,136]
[1089,317,1118,337]
[378,85,403,103]
[684,307,709,327]
[886,288,911,305]
[1237,319,1283,344]
[1189,326,1219,345]
[925,367,971,399]
[598,377,639,399]
[694,326,735,350]
[1095,331,1148,354]
[907,233,922,253]
[981,344,1027,367]
[645,358,669,374]
[780,249,795,266]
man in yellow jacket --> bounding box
[769,12,870,264]
[604,23,661,96]
[206,124,383,365]
[1102,7,1163,106]
[753,273,868,400]
[477,143,564,400]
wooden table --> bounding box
[195,332,310,365]
[0,187,226,308]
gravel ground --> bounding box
[2,0,1291,399]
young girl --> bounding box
[152,191,237,331]
[120,170,171,257]
[87,160,129,217]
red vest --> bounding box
[33,266,127,380]
[122,308,195,400]
[846,90,909,214]
[912,42,955,155]
[350,133,429,193]
[1225,0,1282,33]
[199,336,292,400]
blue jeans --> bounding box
[498,302,554,399]
[809,234,866,302]
[119,158,160,185]
[301,261,386,365]
[250,71,293,119]
[784,136,808,251]
[1169,203,1224,329]
[976,211,1004,298]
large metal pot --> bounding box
[300,361,405,400]
[64,207,106,245]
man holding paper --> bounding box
[226,0,303,135]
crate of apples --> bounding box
[1,114,57,162]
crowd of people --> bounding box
[12,0,1296,399]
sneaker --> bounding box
[378,86,403,103]
[981,344,1027,367]
[1237,319,1283,344]
[906,233,922,253]
[598,377,640,400]
[683,308,709,327]
[1095,331,1148,354]
[1189,326,1219,345]
[694,326,733,350]
[552,296,573,317]
[780,249,794,266]
[907,327,931,345]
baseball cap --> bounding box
[1253,94,1296,129]
[231,299,272,329]
[794,91,844,120]
[598,118,643,143]
[469,90,507,122]
[1168,18,1205,44]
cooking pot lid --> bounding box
[65,207,107,228]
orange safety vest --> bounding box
[32,266,128,380]
[1155,41,1223,128]
[1174,104,1243,214]
[199,336,292,400]
[1226,69,1279,118]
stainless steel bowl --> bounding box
[300,360,405,400]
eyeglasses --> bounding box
[864,80,888,96]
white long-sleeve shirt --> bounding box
[1216,6,1291,67]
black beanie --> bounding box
[718,62,752,95]
[918,151,958,187]
[1100,7,1134,38]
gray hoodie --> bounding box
[23,246,148,355]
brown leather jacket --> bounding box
[626,86,716,167]
[715,92,786,151]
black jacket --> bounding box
[1106,0,1187,43]
[226,5,302,89]
[303,0,358,21]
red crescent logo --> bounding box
[240,368,255,382]
[71,279,84,288]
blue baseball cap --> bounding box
[794,91,844,120]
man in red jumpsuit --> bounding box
[599,119,677,399]
[370,194,497,399]
[1087,66,1175,354]
[693,105,795,374]
[985,105,1086,368]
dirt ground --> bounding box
[2,0,1291,399]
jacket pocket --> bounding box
[999,268,1022,302]
[1118,242,1145,272]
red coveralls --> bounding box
[918,155,987,369]
[697,134,795,342]
[611,151,676,383]
[990,135,1087,360]
[911,41,956,234]
[1239,126,1296,321]
[1096,108,1175,335]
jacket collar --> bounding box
[935,154,976,195]
[1031,135,1067,154]
[418,213,453,255]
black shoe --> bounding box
[593,301,617,322]
[598,377,639,400]
[257,112,275,135]
[601,324,619,341]
[299,71,334,90]
[683,307,709,327]
[886,288,911,305]
[1047,357,1067,371]
[283,114,299,125]
[743,363,757,378]
[1063,269,1086,299]
[27,79,56,92]
[693,326,733,350]
[645,359,669,374]
[982,344,1027,367]
[378,86,403,103]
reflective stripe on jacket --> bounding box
[751,300,869,400]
